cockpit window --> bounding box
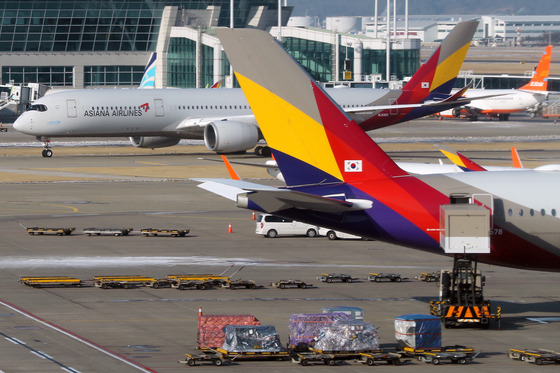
[27,104,47,112]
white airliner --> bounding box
[439,45,553,121]
[13,21,479,157]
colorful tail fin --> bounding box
[216,28,406,187]
[138,52,157,89]
[401,20,478,101]
[520,45,552,91]
[437,144,487,171]
[511,147,523,168]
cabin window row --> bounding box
[176,105,249,110]
[507,208,557,217]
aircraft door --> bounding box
[155,99,164,117]
[67,99,77,118]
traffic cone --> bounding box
[228,223,233,233]
[251,211,256,220]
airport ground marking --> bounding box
[0,299,156,373]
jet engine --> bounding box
[129,136,181,149]
[204,121,259,153]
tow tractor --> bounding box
[317,273,358,283]
[367,273,407,282]
[508,348,560,365]
[416,272,440,282]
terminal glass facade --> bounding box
[2,66,73,86]
[84,66,145,86]
[283,37,333,82]
[362,48,420,80]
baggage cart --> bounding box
[93,275,159,289]
[508,348,560,365]
[367,273,407,282]
[400,345,478,365]
[179,352,230,366]
[416,272,440,282]
[25,226,75,235]
[271,279,310,289]
[317,273,358,283]
[83,227,133,236]
[19,276,82,288]
[140,228,189,237]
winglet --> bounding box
[221,155,242,180]
[511,147,523,168]
[437,144,487,172]
[520,45,552,92]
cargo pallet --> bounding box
[317,273,358,283]
[83,228,133,236]
[367,273,407,282]
[271,279,310,289]
[508,348,560,365]
[140,228,189,237]
[19,276,82,288]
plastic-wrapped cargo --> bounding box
[313,320,379,352]
[395,314,442,349]
[322,306,364,320]
[197,314,260,349]
[222,325,285,352]
[289,313,351,349]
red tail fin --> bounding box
[520,45,552,91]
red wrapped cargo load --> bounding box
[198,314,260,349]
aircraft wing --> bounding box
[194,179,372,213]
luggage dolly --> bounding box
[360,351,404,366]
[179,352,230,366]
[508,348,560,365]
[418,351,478,365]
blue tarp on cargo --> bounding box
[395,314,442,349]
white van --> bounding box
[256,214,319,238]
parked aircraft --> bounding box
[196,28,560,272]
[439,45,553,121]
[13,21,478,157]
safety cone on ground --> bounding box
[251,211,256,220]
[198,306,203,317]
[228,223,233,233]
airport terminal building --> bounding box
[0,0,421,90]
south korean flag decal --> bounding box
[344,160,363,172]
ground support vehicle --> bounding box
[508,348,560,365]
[140,228,189,237]
[93,275,160,289]
[367,273,407,282]
[216,348,289,361]
[429,256,501,329]
[271,279,310,289]
[19,276,82,288]
[318,273,358,283]
[179,352,230,366]
[416,272,440,282]
[25,226,75,235]
[83,227,133,236]
[400,346,477,365]
[360,351,404,366]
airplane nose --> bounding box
[12,114,31,134]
